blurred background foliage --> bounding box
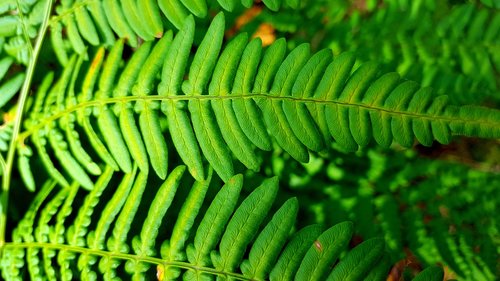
[253,142,499,280]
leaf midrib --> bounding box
[18,94,497,143]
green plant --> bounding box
[0,0,498,280]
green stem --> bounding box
[0,0,54,248]
[2,242,253,280]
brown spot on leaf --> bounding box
[314,240,323,252]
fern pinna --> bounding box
[2,166,424,280]
[17,12,500,187]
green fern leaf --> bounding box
[0,15,17,37]
[108,170,148,254]
[186,14,234,181]
[102,0,138,47]
[121,0,154,41]
[181,0,208,18]
[232,37,272,151]
[88,167,137,250]
[412,266,444,281]
[186,174,243,269]
[283,48,332,152]
[240,197,299,279]
[162,168,212,267]
[159,15,205,181]
[35,186,70,280]
[256,39,309,162]
[0,71,24,109]
[94,41,133,174]
[49,21,69,65]
[58,7,86,54]
[130,166,185,276]
[78,48,119,170]
[210,32,261,171]
[263,0,282,11]
[114,41,153,173]
[139,0,165,38]
[133,33,173,179]
[217,0,237,12]
[80,167,137,278]
[296,221,353,280]
[211,176,278,273]
[61,168,113,279]
[269,224,322,281]
[364,253,391,281]
[1,4,494,281]
[74,5,100,46]
[326,238,385,280]
[19,181,57,280]
[55,182,80,281]
[62,54,102,176]
[86,0,115,47]
[158,0,190,29]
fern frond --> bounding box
[18,12,500,185]
[2,167,400,280]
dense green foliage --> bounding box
[0,0,498,280]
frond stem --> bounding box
[3,242,253,280]
[14,0,35,56]
[0,0,53,249]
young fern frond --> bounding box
[2,166,395,280]
[17,12,500,185]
